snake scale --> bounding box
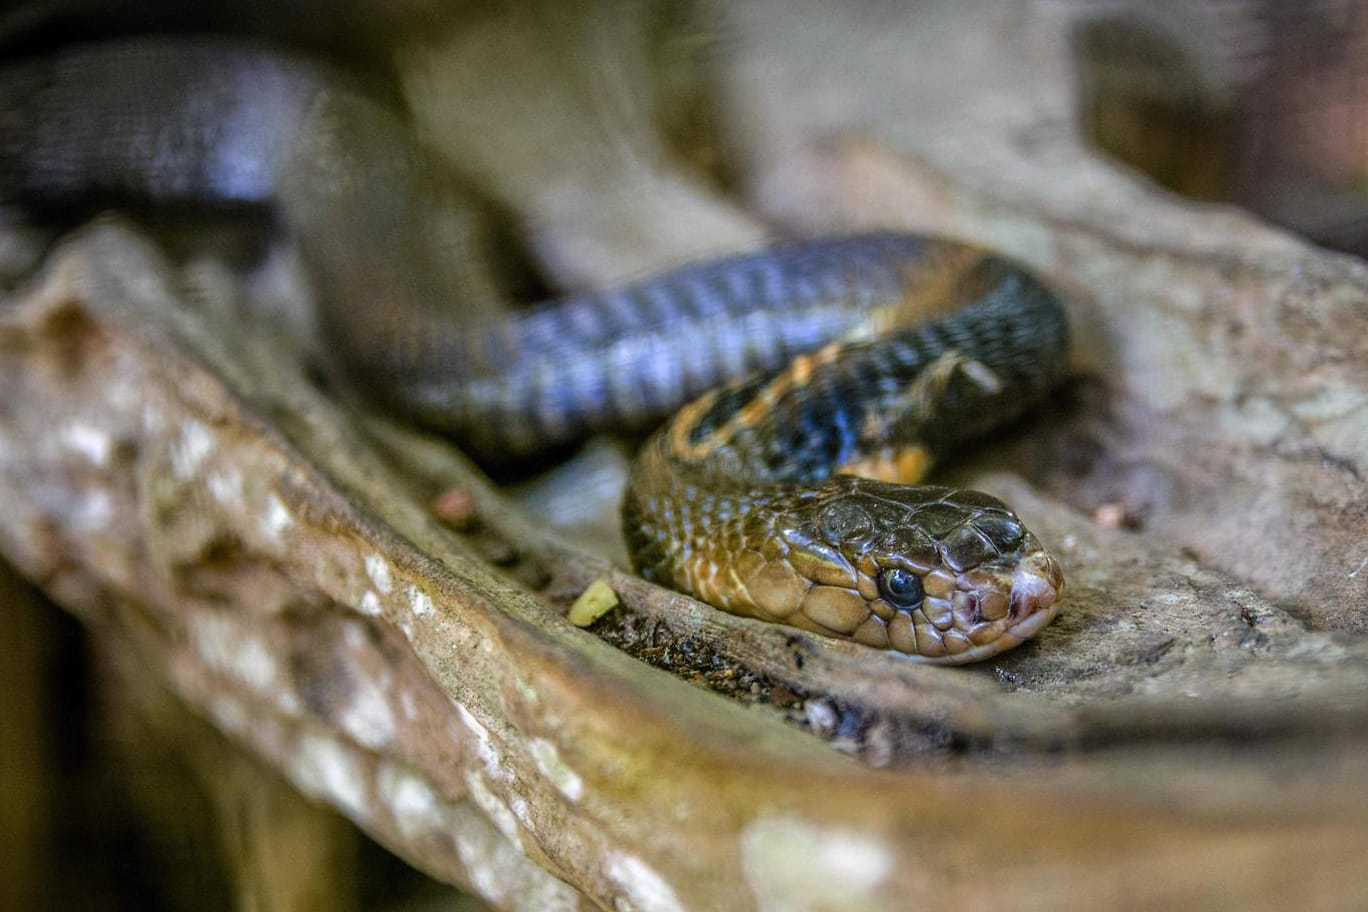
[2,38,1068,663]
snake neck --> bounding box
[622,440,796,614]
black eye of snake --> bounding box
[878,567,924,609]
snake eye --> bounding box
[878,567,924,609]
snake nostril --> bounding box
[952,590,981,624]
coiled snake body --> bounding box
[614,238,1068,663]
[2,39,1068,663]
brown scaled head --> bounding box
[768,476,1064,664]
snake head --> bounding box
[752,476,1064,663]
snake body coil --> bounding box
[2,40,1069,662]
[617,240,1069,662]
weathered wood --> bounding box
[4,1,1368,909]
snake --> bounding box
[1,38,1068,663]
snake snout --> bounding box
[1007,551,1065,633]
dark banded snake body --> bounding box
[2,38,1070,663]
